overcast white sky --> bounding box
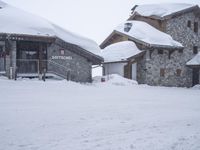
[3,0,200,45]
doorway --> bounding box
[16,41,47,74]
[192,68,199,86]
[0,45,6,72]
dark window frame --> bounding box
[176,69,182,77]
[194,22,198,33]
[193,46,198,54]
[187,20,191,28]
[158,50,164,55]
[160,68,165,77]
[178,49,183,53]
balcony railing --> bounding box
[16,59,71,80]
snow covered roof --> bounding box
[0,1,100,55]
[115,21,183,48]
[132,3,196,18]
[186,52,200,66]
[101,41,142,63]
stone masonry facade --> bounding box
[165,12,200,87]
[131,10,200,87]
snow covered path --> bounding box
[0,79,200,150]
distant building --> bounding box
[101,40,143,80]
[0,1,103,82]
[100,3,200,87]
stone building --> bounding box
[100,3,200,87]
[0,1,103,82]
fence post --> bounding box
[37,60,41,80]
[9,67,13,79]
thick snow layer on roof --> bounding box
[187,52,200,66]
[0,1,100,55]
[133,3,195,17]
[115,21,183,47]
[101,41,141,62]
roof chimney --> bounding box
[124,22,132,32]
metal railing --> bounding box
[16,59,71,80]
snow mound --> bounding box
[187,52,200,66]
[192,84,200,89]
[133,3,195,17]
[115,20,183,47]
[0,1,100,55]
[101,41,142,62]
[93,74,138,86]
[0,0,6,7]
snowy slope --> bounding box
[0,1,100,55]
[101,41,142,62]
[0,77,200,150]
[133,3,195,17]
[187,52,200,66]
[115,21,183,47]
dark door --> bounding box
[0,45,6,72]
[124,63,132,79]
[192,68,199,86]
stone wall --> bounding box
[137,54,146,84]
[47,41,92,82]
[142,49,192,87]
[165,12,200,87]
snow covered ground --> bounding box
[0,76,200,150]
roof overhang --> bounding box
[103,50,145,64]
[0,33,104,65]
[0,33,55,43]
[100,30,184,50]
[129,5,200,21]
[186,64,200,68]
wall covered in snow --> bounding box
[103,63,126,77]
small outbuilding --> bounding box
[101,41,144,80]
[0,1,103,82]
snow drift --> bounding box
[93,74,138,86]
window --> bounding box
[0,46,3,52]
[158,50,164,55]
[178,49,183,53]
[0,46,5,58]
[176,69,182,77]
[193,46,198,54]
[194,22,198,33]
[160,68,165,77]
[187,20,191,28]
[60,49,65,55]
